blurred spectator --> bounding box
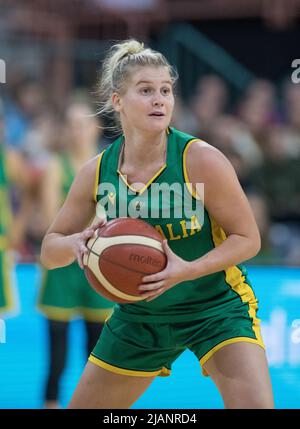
[14,111,61,261]
[281,82,300,158]
[0,97,32,316]
[4,80,47,150]
[238,79,278,152]
[283,81,300,131]
[209,114,263,190]
[172,74,299,265]
[252,125,300,222]
[173,75,229,138]
[251,125,300,265]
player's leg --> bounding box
[202,342,274,409]
[44,319,69,408]
[69,315,178,408]
[0,250,16,316]
[84,320,104,357]
[68,361,156,409]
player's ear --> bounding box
[112,92,122,112]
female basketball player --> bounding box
[0,108,30,317]
[40,40,274,409]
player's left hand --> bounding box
[139,240,193,302]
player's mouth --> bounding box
[149,111,165,117]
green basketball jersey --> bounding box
[0,144,11,250]
[0,144,14,314]
[60,153,75,200]
[95,127,258,323]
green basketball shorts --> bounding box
[89,302,265,377]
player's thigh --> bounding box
[68,361,156,409]
[202,342,274,409]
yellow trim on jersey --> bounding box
[88,355,170,377]
[208,215,264,347]
[0,149,12,232]
[80,307,113,322]
[37,305,77,321]
[159,367,171,377]
[37,304,113,322]
[93,150,105,203]
[104,314,112,323]
[0,236,8,251]
[0,187,12,235]
[0,251,14,313]
[117,163,166,196]
[182,138,201,200]
[200,337,266,376]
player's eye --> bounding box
[161,87,171,95]
[140,87,152,95]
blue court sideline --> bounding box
[0,265,300,409]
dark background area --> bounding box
[190,18,299,81]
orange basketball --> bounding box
[83,217,167,303]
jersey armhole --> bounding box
[182,138,203,201]
[93,150,105,203]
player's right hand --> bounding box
[76,217,107,269]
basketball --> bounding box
[83,217,167,303]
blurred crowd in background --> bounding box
[1,0,300,269]
[1,71,300,266]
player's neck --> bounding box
[121,130,167,170]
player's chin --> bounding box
[146,118,169,132]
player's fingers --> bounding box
[142,272,166,283]
[92,218,107,230]
[84,219,107,240]
[139,281,164,292]
[145,288,165,302]
[77,249,84,269]
[82,228,97,241]
[78,240,90,267]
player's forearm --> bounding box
[40,232,79,269]
[188,234,261,280]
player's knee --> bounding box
[225,391,274,409]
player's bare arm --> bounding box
[40,155,104,270]
[186,141,261,278]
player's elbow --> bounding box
[39,249,52,270]
[248,233,261,258]
[40,238,56,269]
[40,257,54,270]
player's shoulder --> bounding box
[187,138,229,164]
[73,153,104,187]
[184,137,235,181]
[82,153,102,174]
[170,127,228,168]
[172,128,222,157]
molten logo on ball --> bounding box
[129,253,163,268]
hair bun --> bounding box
[117,40,145,61]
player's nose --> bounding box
[152,93,164,106]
